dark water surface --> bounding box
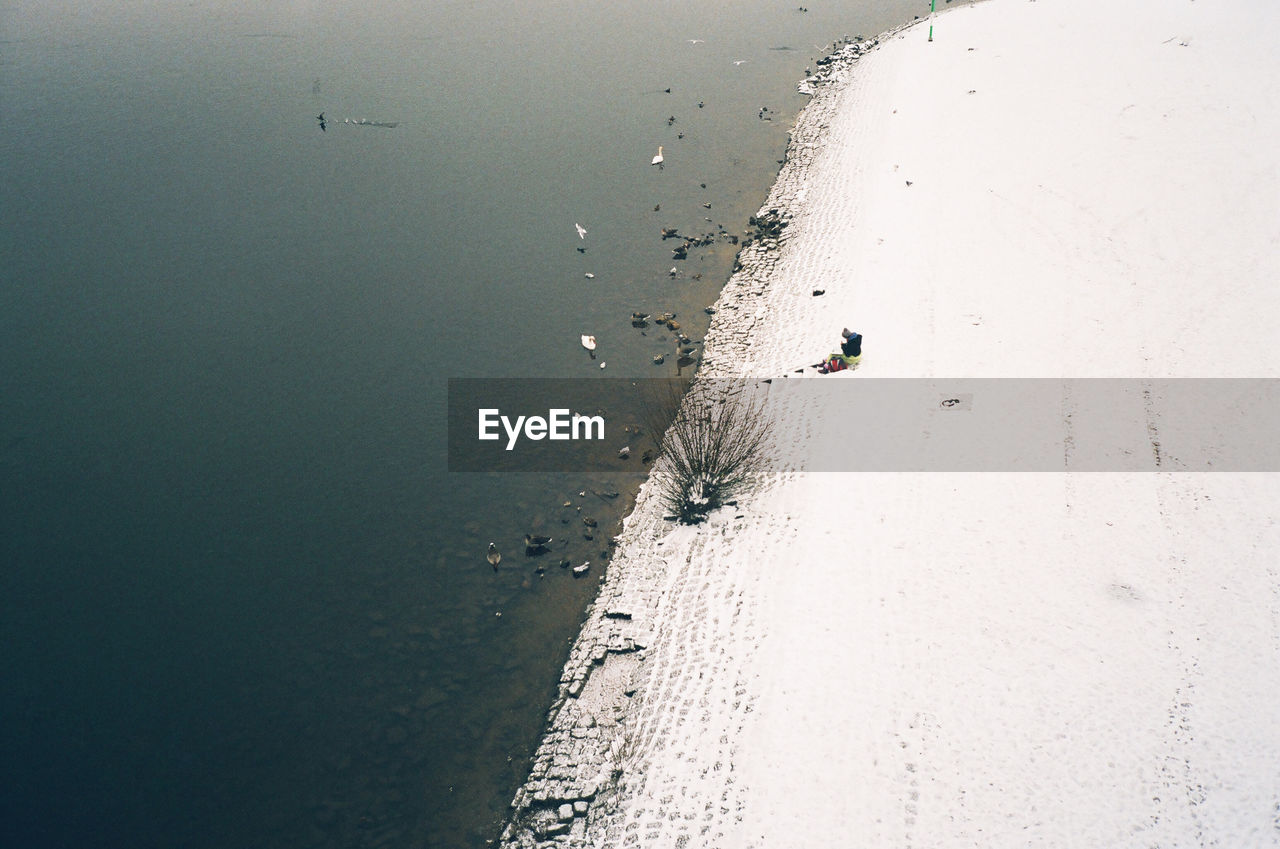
[2,1,941,846]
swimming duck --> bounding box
[524,534,553,555]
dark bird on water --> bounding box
[487,542,501,571]
[524,534,553,555]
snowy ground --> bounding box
[502,0,1280,845]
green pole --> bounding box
[928,0,936,41]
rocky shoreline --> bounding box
[496,29,894,849]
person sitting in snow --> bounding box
[840,328,862,358]
[818,328,862,373]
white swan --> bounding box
[581,335,597,351]
[575,222,587,239]
[651,145,664,166]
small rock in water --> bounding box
[618,446,631,459]
[573,562,591,577]
[652,354,665,365]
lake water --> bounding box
[2,1,945,846]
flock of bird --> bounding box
[569,40,745,379]
[486,536,553,572]
[488,23,830,573]
[487,530,603,579]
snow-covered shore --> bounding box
[501,0,1280,845]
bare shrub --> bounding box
[643,379,774,524]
